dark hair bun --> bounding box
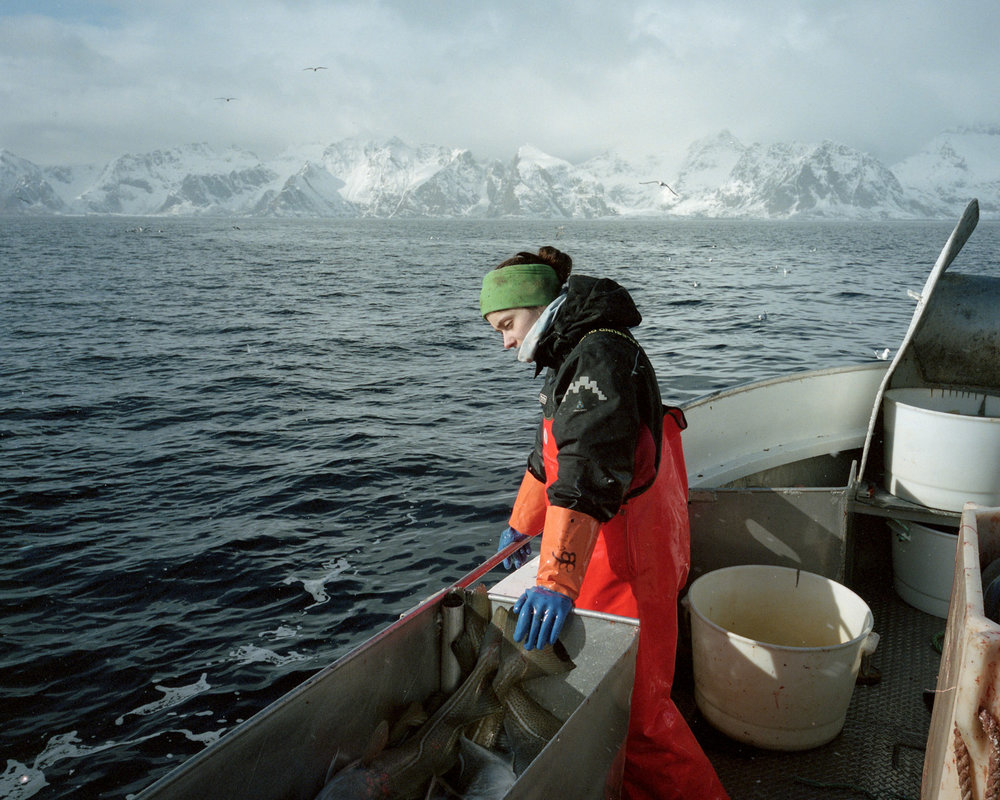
[536,246,572,283]
[497,246,572,284]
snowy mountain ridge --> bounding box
[2,127,998,219]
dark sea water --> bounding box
[2,214,999,799]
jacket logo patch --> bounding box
[566,376,607,402]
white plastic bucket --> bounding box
[884,388,1000,512]
[687,565,876,751]
[889,518,957,618]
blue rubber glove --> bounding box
[498,526,532,571]
[511,587,574,650]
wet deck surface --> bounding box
[675,557,945,800]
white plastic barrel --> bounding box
[687,565,876,751]
[884,388,1000,512]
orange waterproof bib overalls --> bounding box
[510,408,729,800]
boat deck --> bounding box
[675,531,944,800]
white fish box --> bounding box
[883,388,1000,512]
[923,505,1000,799]
[134,587,639,800]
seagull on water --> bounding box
[639,180,679,197]
[873,348,891,361]
[303,66,328,71]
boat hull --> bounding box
[682,364,886,583]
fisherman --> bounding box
[480,247,729,800]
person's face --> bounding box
[485,306,544,351]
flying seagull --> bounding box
[216,97,237,102]
[303,66,328,71]
[639,180,679,197]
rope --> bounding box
[981,707,1000,800]
[955,724,974,800]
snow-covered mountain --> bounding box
[892,125,1000,217]
[2,127,998,219]
[312,137,493,218]
[675,130,747,198]
[710,140,936,218]
[77,143,279,215]
[1,150,70,214]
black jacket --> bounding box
[526,275,665,522]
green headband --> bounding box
[480,263,562,317]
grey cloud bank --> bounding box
[2,1,998,169]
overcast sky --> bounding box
[2,0,998,168]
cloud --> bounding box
[2,0,998,167]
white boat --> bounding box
[137,199,999,799]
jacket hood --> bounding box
[534,275,642,369]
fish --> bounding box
[463,705,505,752]
[489,605,575,775]
[425,736,517,800]
[502,684,565,774]
[316,621,503,799]
[457,736,517,799]
[491,603,575,700]
[461,603,573,754]
[450,587,493,676]
[386,702,430,747]
[315,597,575,800]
